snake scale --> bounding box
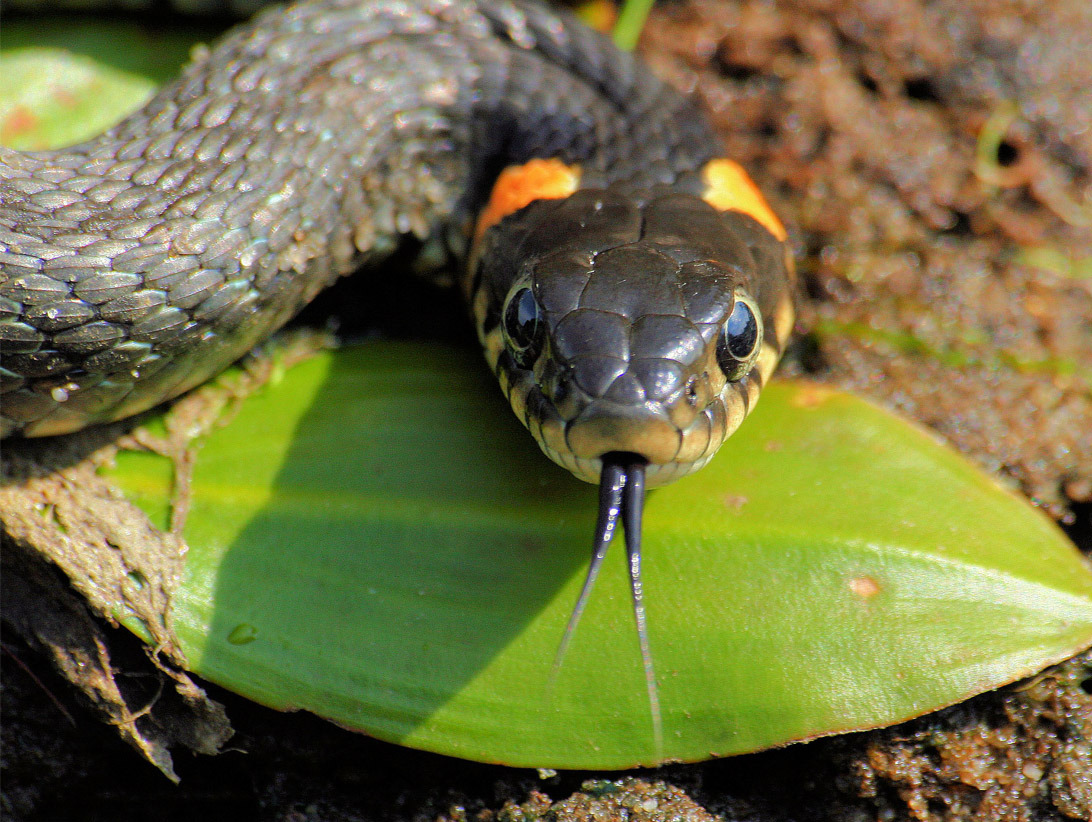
[0,0,794,744]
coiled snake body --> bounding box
[0,0,794,742]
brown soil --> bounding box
[3,1,1090,820]
[641,0,1092,522]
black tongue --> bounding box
[552,452,662,757]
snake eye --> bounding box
[716,294,762,381]
[502,286,545,368]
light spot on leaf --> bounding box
[848,576,882,600]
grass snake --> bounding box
[0,0,795,745]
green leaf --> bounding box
[0,18,220,150]
[105,343,1092,768]
[0,48,155,150]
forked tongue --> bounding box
[551,452,662,759]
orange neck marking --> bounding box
[701,158,787,242]
[475,158,582,240]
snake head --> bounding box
[472,185,791,489]
[472,182,791,754]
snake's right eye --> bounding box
[502,286,545,368]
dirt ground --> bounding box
[2,0,1091,820]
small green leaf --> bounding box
[105,343,1092,768]
[0,48,155,149]
[0,18,221,150]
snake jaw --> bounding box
[552,451,663,757]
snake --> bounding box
[0,0,794,745]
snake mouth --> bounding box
[526,385,728,488]
[565,404,682,466]
[533,436,720,489]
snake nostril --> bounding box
[685,377,699,406]
[545,366,584,422]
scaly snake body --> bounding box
[0,0,794,744]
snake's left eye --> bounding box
[716,293,762,382]
[502,286,545,368]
